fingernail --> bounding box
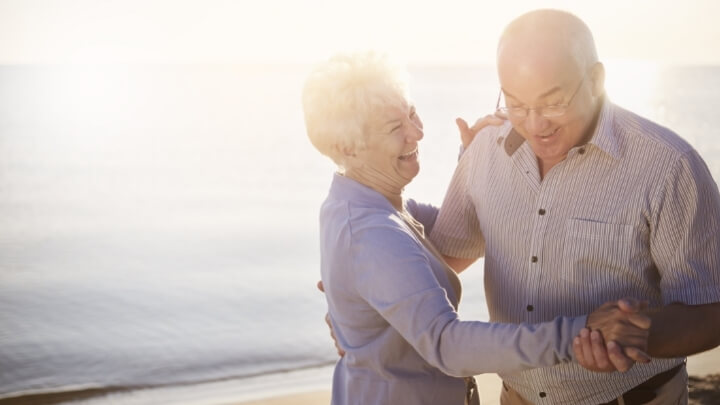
[607,341,617,349]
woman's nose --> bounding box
[410,118,424,141]
[409,124,423,142]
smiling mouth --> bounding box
[398,147,418,160]
[537,128,560,139]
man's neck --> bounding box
[537,99,604,180]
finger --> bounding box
[494,110,508,120]
[606,326,649,348]
[606,341,633,372]
[317,280,325,292]
[456,118,473,147]
[325,313,331,327]
[332,332,345,357]
[573,336,586,366]
[455,117,470,134]
[580,328,595,367]
[618,297,641,313]
[590,330,610,370]
[470,115,504,132]
[626,312,652,330]
[624,346,651,364]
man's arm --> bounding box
[646,302,720,357]
[442,255,476,274]
[648,150,720,357]
[573,301,720,371]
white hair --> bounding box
[301,51,408,169]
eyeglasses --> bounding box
[495,73,588,118]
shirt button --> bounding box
[531,256,538,263]
[538,208,546,215]
[526,305,534,312]
[578,148,586,155]
[539,392,547,398]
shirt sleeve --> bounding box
[650,149,720,305]
[429,143,485,259]
[351,223,586,377]
[405,199,439,234]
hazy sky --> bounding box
[1,0,719,65]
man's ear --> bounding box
[590,62,606,98]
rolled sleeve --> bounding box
[430,148,485,259]
[405,199,439,234]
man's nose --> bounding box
[524,110,550,135]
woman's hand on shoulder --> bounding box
[456,112,507,149]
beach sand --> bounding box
[239,346,720,405]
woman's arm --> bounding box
[349,225,603,376]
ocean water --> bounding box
[0,63,719,403]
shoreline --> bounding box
[2,347,717,405]
[0,366,335,405]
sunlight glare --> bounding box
[603,59,661,117]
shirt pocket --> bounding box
[561,219,636,284]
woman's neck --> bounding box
[344,169,404,211]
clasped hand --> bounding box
[574,298,652,372]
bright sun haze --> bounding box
[1,0,719,66]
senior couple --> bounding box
[302,9,720,405]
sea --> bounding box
[0,62,719,404]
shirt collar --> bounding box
[328,172,397,213]
[587,98,621,160]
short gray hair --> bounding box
[302,52,408,169]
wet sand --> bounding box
[239,346,720,405]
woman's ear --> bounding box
[341,146,356,158]
[590,62,606,98]
[337,145,361,169]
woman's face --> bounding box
[352,101,424,191]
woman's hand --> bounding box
[576,298,652,372]
[317,280,346,357]
[456,112,507,149]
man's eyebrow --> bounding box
[502,86,562,102]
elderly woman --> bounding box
[302,52,649,405]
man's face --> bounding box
[497,41,600,169]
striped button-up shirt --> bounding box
[430,100,720,404]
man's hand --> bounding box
[456,113,506,149]
[317,280,345,357]
[578,298,652,372]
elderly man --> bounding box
[432,9,720,405]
